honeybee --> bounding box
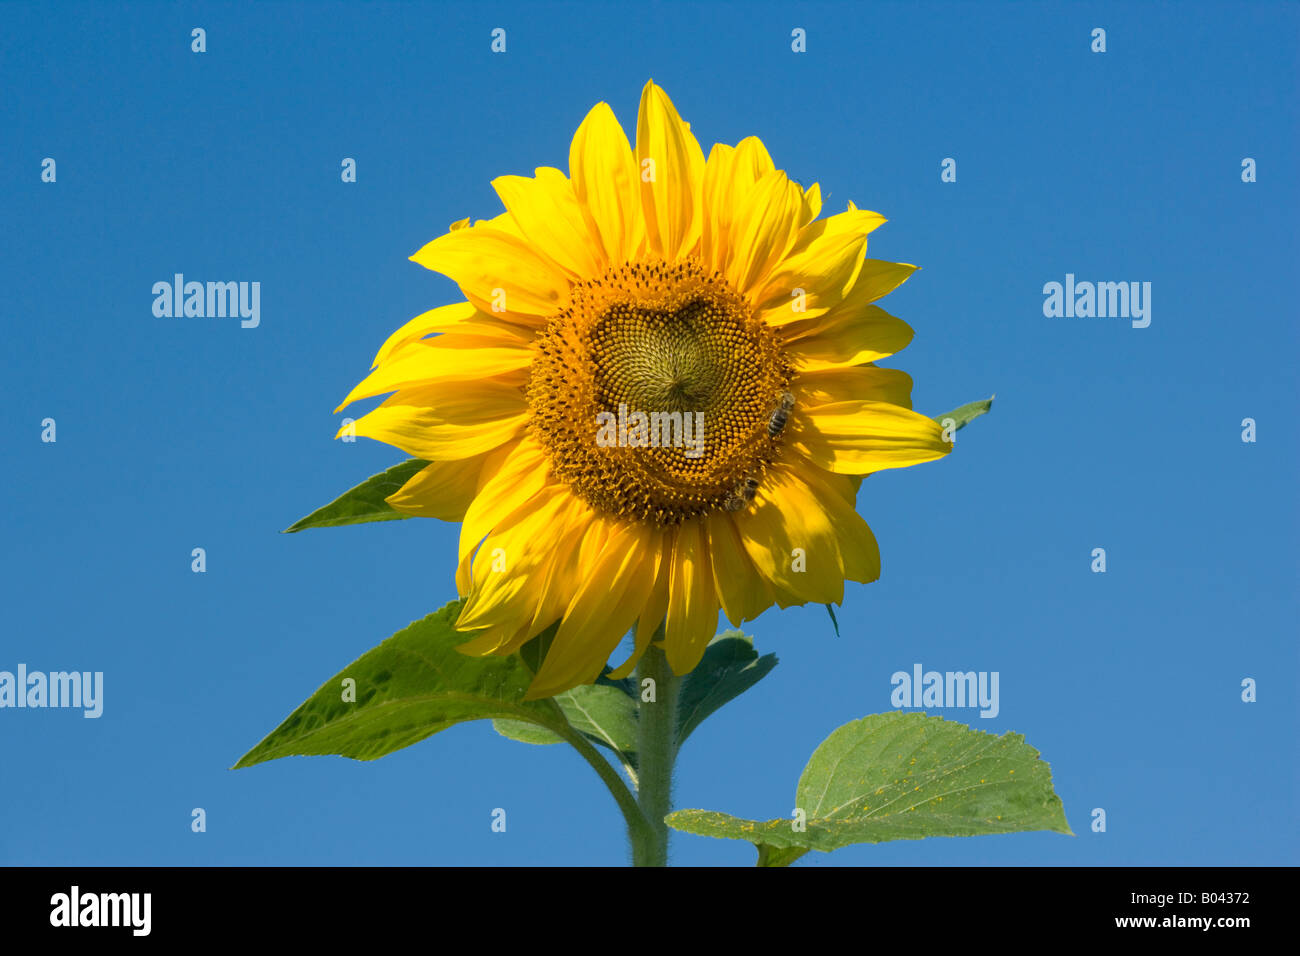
[767,391,795,439]
[722,476,760,512]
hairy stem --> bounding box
[632,634,679,866]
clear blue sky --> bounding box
[1,0,1295,866]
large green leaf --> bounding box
[666,712,1071,866]
[554,684,638,767]
[675,631,778,748]
[494,682,639,773]
[932,395,995,432]
[232,599,566,767]
[283,458,426,532]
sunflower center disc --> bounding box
[528,259,791,526]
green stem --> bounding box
[549,701,655,855]
[632,635,679,867]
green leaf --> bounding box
[232,599,566,767]
[492,718,565,746]
[495,683,638,768]
[824,604,840,637]
[283,458,427,532]
[932,394,994,432]
[675,630,778,749]
[554,684,638,769]
[666,712,1071,864]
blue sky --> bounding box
[1,0,1295,866]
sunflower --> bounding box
[335,81,952,699]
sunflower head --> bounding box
[529,258,792,527]
[335,81,953,699]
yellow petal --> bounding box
[608,534,670,679]
[385,453,494,520]
[458,436,553,568]
[787,305,915,369]
[636,81,704,260]
[344,381,528,460]
[700,143,738,271]
[797,466,881,584]
[851,259,918,304]
[334,336,531,412]
[453,622,520,657]
[569,102,642,266]
[452,447,542,604]
[410,225,570,319]
[516,496,598,636]
[605,530,670,681]
[707,511,774,625]
[773,203,888,271]
[576,513,613,573]
[736,466,845,605]
[793,366,914,409]
[372,301,477,368]
[663,518,720,675]
[492,167,603,281]
[789,400,953,474]
[733,136,776,181]
[459,491,593,642]
[454,544,473,597]
[778,259,918,337]
[700,137,772,271]
[457,485,571,630]
[723,169,808,296]
[526,521,657,699]
[756,209,890,326]
[756,229,870,325]
[803,182,822,220]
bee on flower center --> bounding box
[722,476,760,512]
[767,391,796,439]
